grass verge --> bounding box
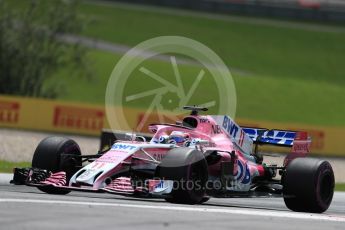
[0,161,30,174]
[335,183,345,192]
[49,49,345,126]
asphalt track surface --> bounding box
[1,181,345,230]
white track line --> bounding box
[0,198,345,222]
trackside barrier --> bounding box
[0,95,344,156]
[0,95,106,136]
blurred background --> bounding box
[0,0,344,185]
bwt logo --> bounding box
[112,144,137,151]
[0,101,20,124]
[53,106,104,131]
[222,116,239,138]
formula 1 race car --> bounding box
[12,106,335,213]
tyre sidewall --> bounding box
[283,158,334,213]
[156,147,208,204]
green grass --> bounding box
[53,1,345,126]
[335,183,345,192]
[6,0,345,126]
[0,161,30,173]
[48,49,345,126]
[79,1,345,85]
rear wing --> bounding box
[243,127,311,166]
[243,127,311,152]
[242,128,297,147]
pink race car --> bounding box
[12,106,334,213]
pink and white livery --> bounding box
[12,106,334,213]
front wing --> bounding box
[11,167,173,197]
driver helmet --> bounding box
[169,131,190,143]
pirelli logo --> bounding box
[53,106,104,131]
[0,101,20,124]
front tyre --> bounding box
[155,147,208,204]
[32,137,82,194]
[283,158,334,213]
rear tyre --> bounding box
[32,137,82,194]
[155,147,208,204]
[283,158,334,213]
